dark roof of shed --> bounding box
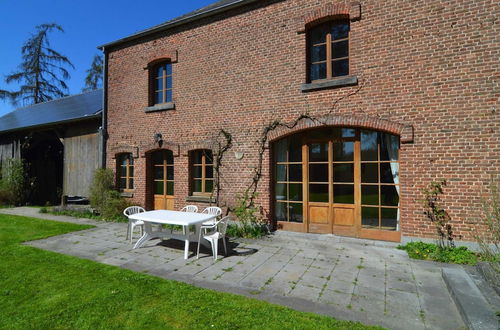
[0,89,102,134]
[98,0,259,49]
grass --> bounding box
[0,214,382,329]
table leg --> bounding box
[133,222,154,249]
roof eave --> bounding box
[0,112,102,135]
[98,0,259,50]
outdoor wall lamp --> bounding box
[154,133,163,143]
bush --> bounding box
[88,168,128,221]
[398,241,477,265]
[227,191,268,239]
[475,178,500,269]
[0,159,26,206]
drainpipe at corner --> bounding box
[99,48,109,169]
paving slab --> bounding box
[1,207,467,330]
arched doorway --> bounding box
[272,127,400,241]
[148,149,175,210]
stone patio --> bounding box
[2,207,466,330]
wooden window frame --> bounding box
[307,20,350,83]
[190,150,214,197]
[153,150,174,197]
[149,61,173,106]
[116,153,134,192]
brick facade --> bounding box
[104,0,499,242]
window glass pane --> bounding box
[205,165,214,179]
[165,150,173,164]
[381,208,398,230]
[309,184,329,202]
[289,164,302,182]
[166,89,173,102]
[128,179,134,189]
[205,180,214,193]
[361,130,378,161]
[119,178,127,189]
[129,156,134,165]
[165,63,172,75]
[167,166,174,180]
[289,203,303,223]
[362,185,379,205]
[167,181,174,195]
[129,166,134,178]
[380,133,399,161]
[274,139,287,163]
[310,24,328,44]
[381,185,399,206]
[333,164,354,183]
[331,22,349,40]
[309,143,328,162]
[204,150,213,164]
[289,138,302,162]
[332,40,348,58]
[275,202,287,221]
[154,181,164,195]
[152,151,164,165]
[119,166,127,177]
[341,128,355,138]
[333,184,354,204]
[156,65,164,77]
[332,59,349,77]
[276,164,287,182]
[193,179,202,193]
[333,142,354,161]
[275,183,286,201]
[361,163,378,183]
[166,76,172,89]
[309,163,328,182]
[310,63,327,81]
[311,44,326,62]
[289,183,303,201]
[155,91,163,104]
[118,155,127,166]
[192,165,202,179]
[192,151,203,164]
[155,77,163,91]
[362,207,379,228]
[380,163,398,184]
[154,166,163,180]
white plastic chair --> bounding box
[197,216,229,260]
[180,205,198,213]
[200,206,222,232]
[124,206,146,243]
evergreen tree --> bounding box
[1,23,74,106]
[82,54,103,91]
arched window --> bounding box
[150,61,173,105]
[308,20,349,82]
[116,153,134,191]
[190,149,214,196]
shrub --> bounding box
[398,241,477,265]
[422,180,455,248]
[0,159,26,206]
[227,191,268,239]
[88,168,128,221]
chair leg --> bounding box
[213,239,218,260]
[140,225,144,236]
[126,221,131,241]
[130,223,135,244]
[223,237,227,256]
[196,229,203,259]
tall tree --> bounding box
[1,23,74,106]
[82,54,103,92]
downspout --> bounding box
[99,49,109,169]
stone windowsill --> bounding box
[185,195,217,203]
[301,75,358,92]
[144,102,175,113]
[120,191,134,198]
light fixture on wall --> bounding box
[154,133,163,144]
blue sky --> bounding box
[0,0,215,117]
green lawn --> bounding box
[0,214,381,329]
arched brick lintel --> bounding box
[267,115,414,143]
[303,2,361,28]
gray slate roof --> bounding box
[99,0,258,49]
[0,89,102,134]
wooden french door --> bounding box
[306,137,358,235]
[151,150,175,210]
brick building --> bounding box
[99,0,499,243]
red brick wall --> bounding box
[105,0,499,241]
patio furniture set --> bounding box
[123,205,229,260]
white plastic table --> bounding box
[129,210,216,259]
